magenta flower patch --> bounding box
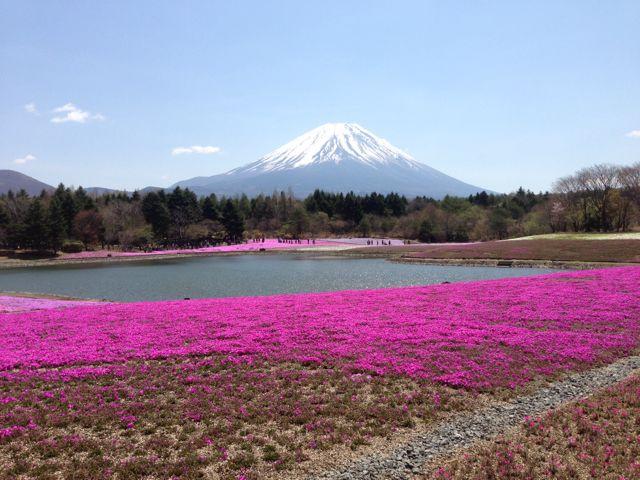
[2,266,639,390]
[0,295,103,313]
[61,238,348,259]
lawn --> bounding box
[509,232,640,241]
[1,267,639,478]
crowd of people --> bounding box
[275,237,315,244]
[249,237,317,245]
[366,239,391,246]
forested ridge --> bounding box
[0,163,638,253]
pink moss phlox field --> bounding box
[0,295,103,313]
[2,267,640,390]
[61,238,348,259]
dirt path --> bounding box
[312,355,640,480]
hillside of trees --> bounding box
[0,162,637,254]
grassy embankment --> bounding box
[344,236,640,266]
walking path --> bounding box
[312,355,640,480]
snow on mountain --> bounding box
[172,123,490,198]
[229,123,423,174]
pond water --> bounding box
[0,254,555,302]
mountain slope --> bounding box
[0,170,54,196]
[173,123,490,198]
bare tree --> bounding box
[101,199,146,246]
[618,162,640,227]
[576,164,619,231]
[553,174,587,231]
[552,164,636,232]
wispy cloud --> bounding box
[24,102,39,115]
[51,103,105,124]
[626,130,640,138]
[171,145,221,155]
[14,154,36,165]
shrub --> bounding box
[60,240,84,253]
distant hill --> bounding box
[0,170,54,196]
[84,187,119,196]
[138,186,164,195]
[0,170,127,197]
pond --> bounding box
[0,254,555,302]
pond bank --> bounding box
[0,247,627,271]
[392,256,634,270]
[0,241,359,270]
[2,236,637,270]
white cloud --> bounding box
[24,102,39,115]
[14,154,36,165]
[171,145,221,155]
[626,130,640,138]
[50,103,105,124]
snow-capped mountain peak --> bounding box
[172,122,490,198]
[228,122,423,175]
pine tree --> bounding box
[201,195,220,221]
[47,197,66,252]
[55,184,76,236]
[74,186,95,211]
[23,200,48,251]
[221,199,245,243]
[142,192,171,238]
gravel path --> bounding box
[312,355,640,480]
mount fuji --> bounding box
[172,123,489,198]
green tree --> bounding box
[54,184,76,236]
[385,192,408,216]
[142,192,171,238]
[221,199,245,243]
[289,207,310,236]
[23,199,49,250]
[488,207,511,239]
[47,197,67,252]
[167,187,201,240]
[357,215,372,236]
[201,195,220,221]
[418,219,436,243]
[341,192,363,223]
[74,186,95,211]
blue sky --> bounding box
[1,0,639,192]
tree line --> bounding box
[0,162,638,253]
[551,163,640,232]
